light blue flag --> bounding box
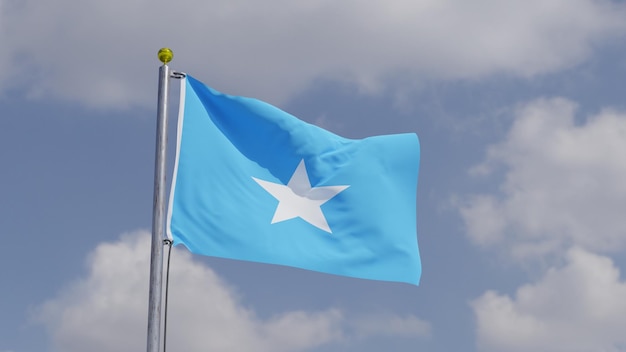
[167,75,421,285]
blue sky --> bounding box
[2,1,626,351]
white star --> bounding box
[252,160,349,233]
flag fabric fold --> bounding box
[167,75,421,285]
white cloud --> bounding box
[459,98,626,259]
[1,0,625,108]
[472,248,626,352]
[35,231,429,352]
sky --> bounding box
[2,0,626,351]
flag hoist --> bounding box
[146,47,175,352]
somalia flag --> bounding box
[167,75,421,285]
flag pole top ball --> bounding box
[158,48,173,64]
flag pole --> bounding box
[147,48,174,352]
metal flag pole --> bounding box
[147,47,174,352]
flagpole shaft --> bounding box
[147,62,170,352]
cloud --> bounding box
[459,98,626,259]
[35,231,429,352]
[472,248,626,352]
[1,0,625,108]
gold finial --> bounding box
[158,48,173,64]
